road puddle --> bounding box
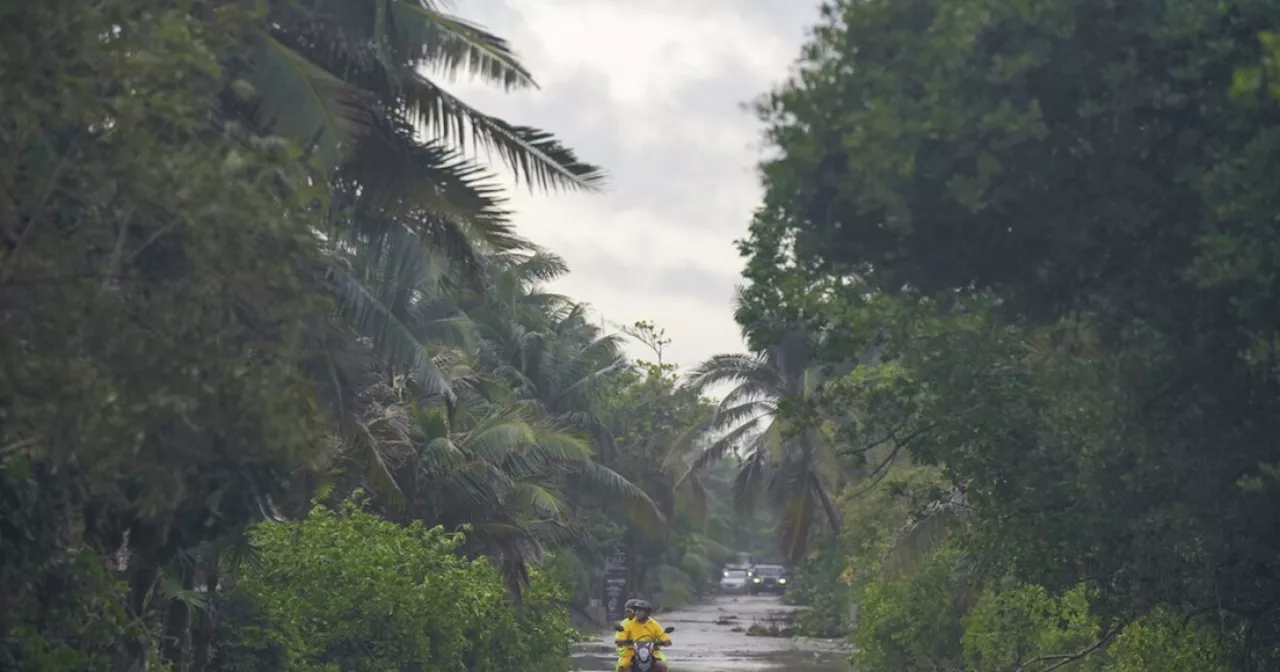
[572,595,852,671]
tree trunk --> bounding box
[802,430,843,533]
[111,520,173,672]
[812,473,842,533]
[160,563,195,671]
[112,562,158,672]
[189,568,219,672]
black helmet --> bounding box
[634,599,653,614]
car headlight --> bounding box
[723,570,729,577]
[753,578,762,583]
[779,578,787,584]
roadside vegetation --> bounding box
[695,0,1280,669]
[0,2,750,670]
[10,0,1280,670]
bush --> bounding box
[0,458,143,672]
[0,547,140,672]
[962,584,1105,671]
[783,539,851,637]
[210,500,574,672]
[854,567,1235,672]
[852,547,968,671]
[1108,608,1233,672]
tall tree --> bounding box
[739,0,1280,665]
[0,3,334,669]
[685,330,843,563]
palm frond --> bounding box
[300,318,379,433]
[689,415,766,471]
[569,461,666,538]
[325,260,454,399]
[778,487,817,566]
[465,421,537,462]
[418,435,466,472]
[388,0,537,89]
[342,116,517,247]
[512,482,568,518]
[731,449,769,517]
[674,475,708,524]
[685,353,784,396]
[709,400,774,434]
[510,249,570,284]
[403,73,605,191]
[352,416,407,508]
[243,30,371,168]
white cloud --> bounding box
[470,0,798,97]
[440,0,817,368]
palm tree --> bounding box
[232,0,602,280]
[367,391,662,598]
[464,252,629,435]
[684,329,844,564]
[234,0,603,185]
[234,0,659,615]
[233,1,609,514]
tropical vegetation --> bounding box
[688,0,1280,669]
[14,0,1276,670]
[0,1,746,671]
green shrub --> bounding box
[962,584,1105,671]
[0,547,140,672]
[1108,608,1233,672]
[852,547,968,671]
[0,458,142,672]
[210,500,573,672]
[784,539,851,637]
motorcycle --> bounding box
[614,624,676,671]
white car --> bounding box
[719,568,749,593]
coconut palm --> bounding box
[463,252,628,432]
[233,0,606,447]
[376,393,662,597]
[231,0,601,278]
[684,329,844,564]
[235,0,603,187]
[243,0,609,498]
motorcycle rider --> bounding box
[615,600,672,671]
[615,599,641,660]
[623,598,640,623]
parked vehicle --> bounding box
[723,551,757,573]
[748,564,788,595]
[719,568,749,593]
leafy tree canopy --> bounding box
[735,0,1280,667]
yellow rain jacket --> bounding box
[614,617,632,657]
[615,616,671,666]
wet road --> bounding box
[571,595,852,671]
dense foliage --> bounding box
[21,0,1276,668]
[704,0,1280,668]
[210,500,574,672]
[0,1,740,671]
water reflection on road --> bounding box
[572,595,852,672]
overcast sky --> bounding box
[443,0,819,369]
